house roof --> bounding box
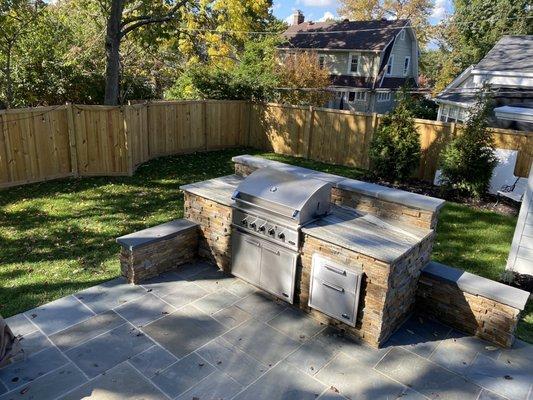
[281,19,410,51]
[380,77,417,89]
[330,75,374,88]
[474,36,533,73]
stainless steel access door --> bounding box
[259,241,298,304]
[231,229,298,304]
[231,230,261,286]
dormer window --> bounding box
[399,29,406,40]
[349,53,360,74]
[386,55,394,76]
[403,56,410,76]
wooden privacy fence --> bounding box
[1,100,532,189]
[249,103,533,181]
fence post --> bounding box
[304,106,315,159]
[203,100,208,151]
[66,102,79,177]
[123,106,134,176]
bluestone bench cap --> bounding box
[422,261,530,310]
[117,219,198,251]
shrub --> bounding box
[439,91,497,198]
[369,89,421,182]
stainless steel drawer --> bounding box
[312,253,359,293]
[309,277,358,326]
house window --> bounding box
[318,55,325,69]
[386,55,394,76]
[349,54,360,74]
[348,91,366,102]
[377,92,391,102]
[399,29,406,40]
[403,56,410,76]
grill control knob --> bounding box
[241,219,247,225]
[268,228,275,236]
[278,232,285,240]
[259,225,266,232]
[250,222,256,229]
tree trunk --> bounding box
[104,0,124,106]
[5,44,13,109]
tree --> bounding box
[338,0,433,43]
[369,88,421,182]
[99,0,193,105]
[0,0,43,108]
[276,51,332,107]
[439,90,497,198]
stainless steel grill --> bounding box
[231,167,332,303]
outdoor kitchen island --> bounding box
[179,155,443,348]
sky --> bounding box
[271,0,454,26]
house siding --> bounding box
[388,30,414,77]
[319,51,379,78]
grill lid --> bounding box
[232,167,332,222]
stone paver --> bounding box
[267,307,324,342]
[196,337,268,386]
[223,318,300,366]
[74,277,147,314]
[193,289,240,315]
[65,323,153,378]
[142,304,225,358]
[24,295,94,335]
[234,361,326,400]
[375,347,482,400]
[465,353,532,400]
[0,363,87,400]
[0,347,68,391]
[2,262,532,400]
[175,370,243,400]
[129,345,177,379]
[4,314,36,337]
[317,352,406,400]
[59,362,167,400]
[150,353,215,398]
[115,293,175,327]
[49,310,126,352]
[211,304,251,329]
[234,291,287,322]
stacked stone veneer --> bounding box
[417,262,529,348]
[298,233,434,347]
[117,220,198,284]
[330,188,438,230]
[184,192,233,273]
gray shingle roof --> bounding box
[281,19,410,51]
[475,35,533,73]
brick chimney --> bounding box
[292,10,305,26]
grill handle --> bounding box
[244,239,260,247]
[324,264,347,276]
[262,244,280,255]
[322,281,345,293]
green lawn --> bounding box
[1,148,530,342]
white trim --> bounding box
[348,53,361,75]
[403,56,410,76]
[435,98,473,108]
[494,106,533,123]
[377,92,392,102]
[399,29,406,40]
[439,65,474,94]
[386,54,394,76]
[472,69,533,78]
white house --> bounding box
[435,35,533,131]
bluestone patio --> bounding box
[2,261,532,400]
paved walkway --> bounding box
[1,262,532,400]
